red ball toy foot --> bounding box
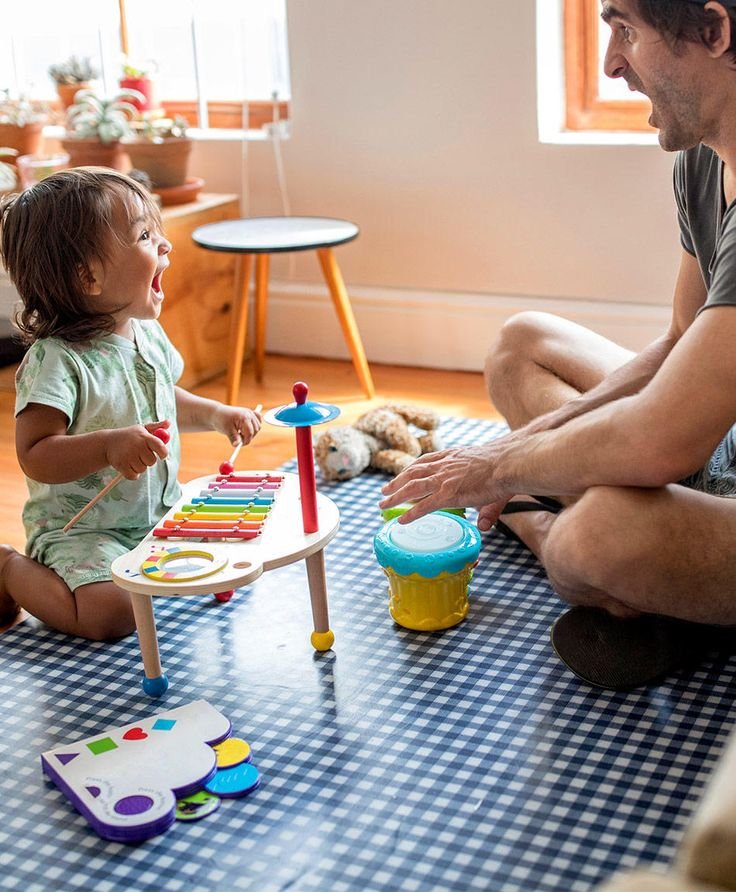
[214,589,235,603]
[219,461,234,475]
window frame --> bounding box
[114,0,289,131]
[564,0,652,131]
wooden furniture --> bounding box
[159,193,240,389]
[192,216,375,404]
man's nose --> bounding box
[603,36,627,80]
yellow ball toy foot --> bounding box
[310,629,335,651]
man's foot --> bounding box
[0,545,21,631]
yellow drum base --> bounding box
[385,568,472,631]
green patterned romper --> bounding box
[14,320,183,591]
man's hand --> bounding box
[379,441,511,525]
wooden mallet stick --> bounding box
[62,427,170,534]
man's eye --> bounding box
[622,25,633,42]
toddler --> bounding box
[0,168,261,640]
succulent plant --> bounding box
[65,89,142,144]
[48,55,100,86]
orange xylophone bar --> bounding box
[161,519,264,531]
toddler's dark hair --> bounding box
[0,166,163,344]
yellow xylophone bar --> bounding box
[173,511,268,522]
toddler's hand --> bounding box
[105,421,170,479]
[215,405,262,446]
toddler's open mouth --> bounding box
[151,271,164,296]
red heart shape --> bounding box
[123,727,148,741]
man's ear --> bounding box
[79,258,103,296]
[703,2,733,59]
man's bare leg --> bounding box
[485,311,634,431]
[543,484,736,626]
[0,544,135,640]
[483,312,634,550]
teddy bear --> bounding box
[314,403,443,481]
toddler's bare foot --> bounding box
[0,545,21,629]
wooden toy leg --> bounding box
[305,548,334,651]
[226,253,254,405]
[254,253,270,383]
[316,247,375,399]
[130,592,169,696]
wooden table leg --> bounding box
[226,254,254,405]
[130,592,168,696]
[305,548,334,651]
[316,247,375,399]
[254,254,270,383]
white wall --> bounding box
[190,0,678,371]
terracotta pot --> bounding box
[119,77,155,112]
[0,122,43,164]
[56,82,92,110]
[61,138,127,171]
[123,137,192,188]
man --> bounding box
[380,0,736,688]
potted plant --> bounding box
[48,55,100,109]
[0,148,19,193]
[61,88,142,170]
[0,90,47,162]
[123,115,192,188]
[119,57,157,113]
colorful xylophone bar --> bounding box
[152,473,286,540]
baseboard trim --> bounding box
[260,281,671,371]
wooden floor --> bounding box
[0,354,496,551]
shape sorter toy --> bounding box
[41,700,259,843]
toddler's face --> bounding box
[93,191,172,339]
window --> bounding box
[564,0,652,131]
[1,0,290,131]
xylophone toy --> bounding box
[111,384,341,696]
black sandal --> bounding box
[494,496,563,545]
[550,606,727,691]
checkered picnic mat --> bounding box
[1,417,735,892]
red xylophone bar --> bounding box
[152,527,261,540]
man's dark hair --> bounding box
[635,0,736,60]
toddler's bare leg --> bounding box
[0,546,135,640]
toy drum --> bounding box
[373,512,482,631]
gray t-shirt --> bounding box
[674,145,736,494]
[675,144,736,309]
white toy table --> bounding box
[111,470,340,696]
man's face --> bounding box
[600,0,706,151]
